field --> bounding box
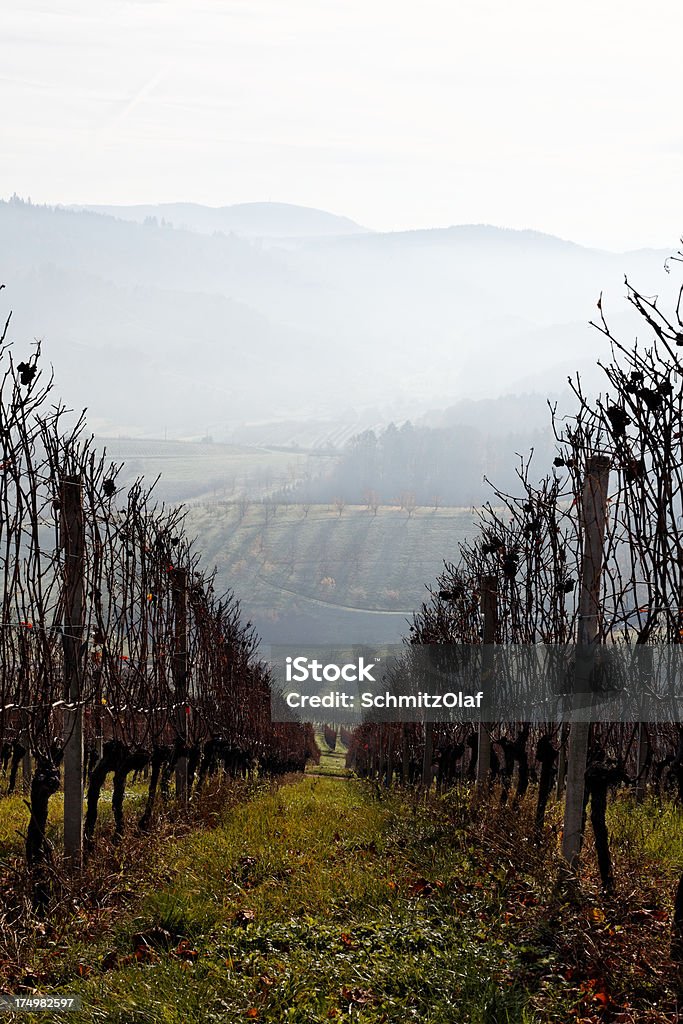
[90,437,482,645]
[95,437,328,505]
[183,503,480,644]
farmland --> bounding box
[96,437,328,505]
[91,438,485,644]
[183,503,480,644]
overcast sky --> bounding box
[2,0,681,250]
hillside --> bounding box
[71,201,369,238]
[184,502,478,644]
[96,436,326,503]
[1,198,676,440]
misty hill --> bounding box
[0,197,675,441]
[184,502,479,645]
[278,412,556,508]
[69,201,368,239]
[94,436,330,504]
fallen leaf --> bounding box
[172,940,199,962]
[340,987,376,1006]
[408,877,444,897]
[100,951,118,972]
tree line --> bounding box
[279,415,554,508]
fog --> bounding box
[0,197,676,447]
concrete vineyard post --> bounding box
[422,721,433,788]
[555,724,568,798]
[635,723,649,802]
[402,725,409,785]
[21,712,31,796]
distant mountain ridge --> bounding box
[67,201,370,239]
[0,196,676,441]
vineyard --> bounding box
[3,252,683,1022]
[184,501,479,644]
[339,256,683,1015]
[0,300,318,899]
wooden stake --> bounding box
[62,475,84,867]
[172,568,188,805]
[476,574,498,790]
[561,455,610,869]
[422,721,433,789]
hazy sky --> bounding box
[2,0,681,250]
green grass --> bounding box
[608,791,683,865]
[0,782,151,856]
[37,779,553,1024]
[307,730,350,778]
[2,779,682,1022]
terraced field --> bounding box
[94,436,328,503]
[184,503,479,644]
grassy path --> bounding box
[41,774,554,1024]
[15,766,681,1023]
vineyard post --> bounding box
[561,455,610,868]
[476,574,498,790]
[635,723,649,802]
[62,475,85,867]
[634,647,653,802]
[18,629,32,794]
[172,567,188,805]
[422,721,433,787]
[385,728,393,787]
[555,724,568,798]
[401,725,409,785]
[21,710,31,795]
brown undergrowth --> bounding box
[435,785,682,1022]
[0,775,276,993]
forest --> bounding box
[279,413,554,507]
